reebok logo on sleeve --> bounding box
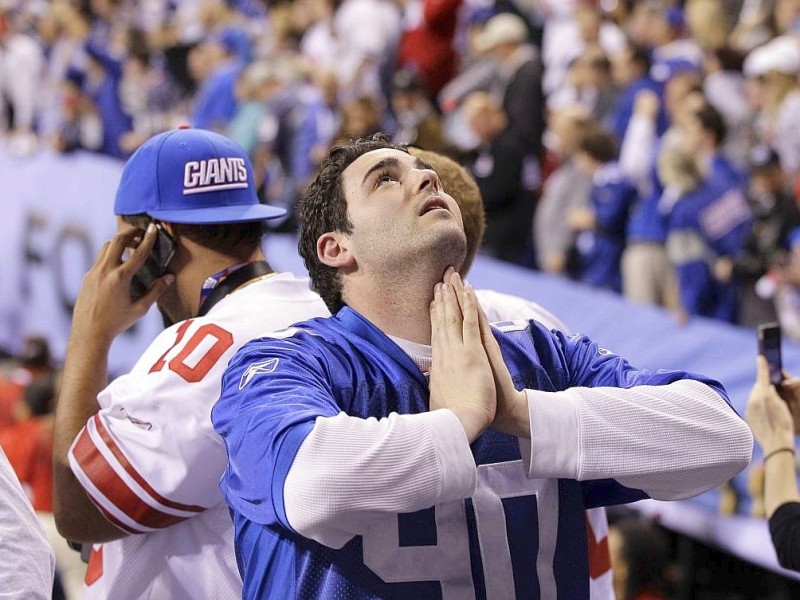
[239,358,280,389]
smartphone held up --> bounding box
[758,323,783,387]
[129,223,177,301]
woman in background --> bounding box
[746,355,800,571]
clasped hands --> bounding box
[428,268,529,442]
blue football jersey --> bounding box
[213,307,727,599]
[575,164,637,292]
[667,177,752,322]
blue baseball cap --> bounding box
[114,128,285,224]
[650,57,701,83]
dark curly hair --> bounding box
[298,134,408,313]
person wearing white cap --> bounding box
[477,11,544,153]
[52,127,329,599]
[744,35,800,181]
[469,12,544,266]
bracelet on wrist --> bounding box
[763,447,795,462]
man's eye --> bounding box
[375,172,396,186]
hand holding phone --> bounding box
[129,223,177,301]
[758,323,783,387]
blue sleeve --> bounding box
[676,260,715,316]
[212,335,341,531]
[191,67,241,130]
[84,40,123,79]
[581,478,648,509]
[554,328,729,408]
[609,91,634,142]
[594,181,635,237]
[191,84,214,130]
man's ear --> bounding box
[317,232,354,269]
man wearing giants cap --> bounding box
[52,128,328,598]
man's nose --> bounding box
[415,169,441,193]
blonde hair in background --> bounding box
[657,146,703,195]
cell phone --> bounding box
[758,323,783,387]
[129,223,177,301]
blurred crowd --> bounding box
[5,0,800,334]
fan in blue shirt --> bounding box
[213,135,753,599]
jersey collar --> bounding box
[334,306,429,388]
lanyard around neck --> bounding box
[197,261,273,317]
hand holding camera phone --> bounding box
[758,323,783,387]
[129,223,177,301]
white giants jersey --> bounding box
[68,273,329,599]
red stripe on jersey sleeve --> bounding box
[93,416,205,513]
[83,488,140,536]
[72,424,190,530]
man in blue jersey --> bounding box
[212,135,753,599]
[571,126,637,292]
[667,102,752,323]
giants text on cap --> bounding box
[183,158,248,195]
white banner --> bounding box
[1,145,163,375]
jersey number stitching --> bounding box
[362,461,558,599]
[150,320,234,382]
